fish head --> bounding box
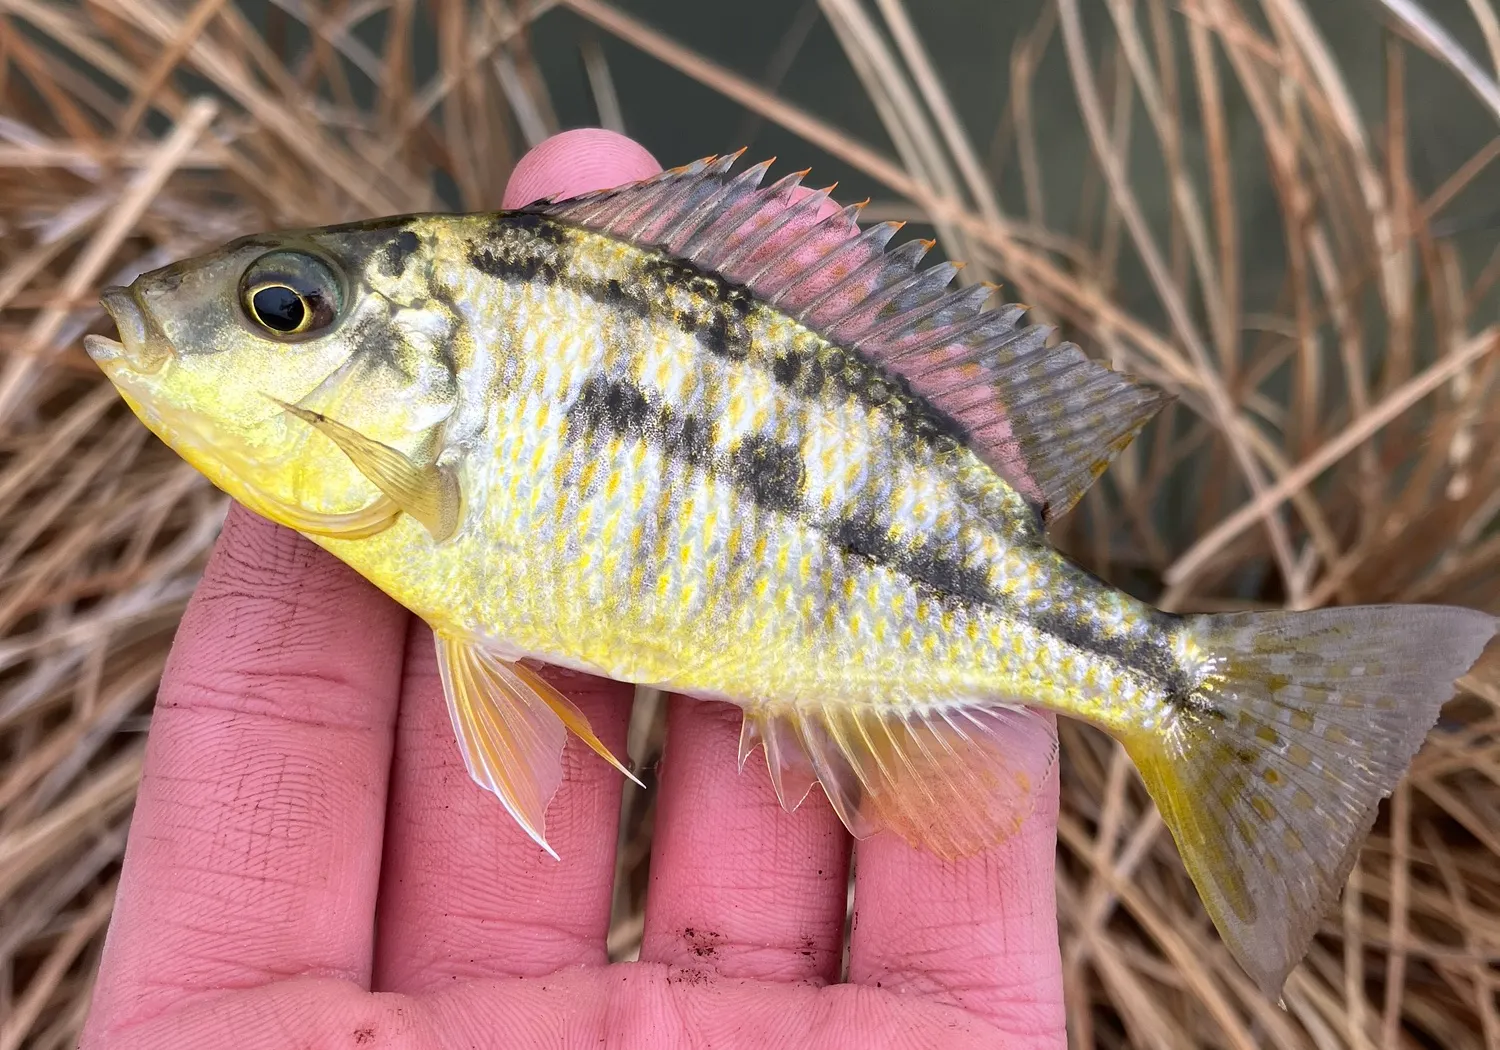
[85,218,462,531]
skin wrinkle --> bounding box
[849,766,1064,1039]
[108,972,1012,1050]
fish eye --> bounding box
[238,250,343,339]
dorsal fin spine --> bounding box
[886,303,1018,369]
[693,172,809,271]
[677,163,788,261]
[725,186,835,280]
[755,201,859,298]
[633,153,743,242]
[849,265,963,351]
[822,247,941,343]
[760,202,868,304]
[793,222,906,322]
[819,239,934,339]
[658,154,765,246]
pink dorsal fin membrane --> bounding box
[529,155,1172,522]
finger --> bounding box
[83,505,409,1036]
[847,718,1066,1047]
[372,623,636,991]
[639,697,851,983]
[373,129,660,993]
[501,127,660,209]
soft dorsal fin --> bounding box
[529,155,1172,522]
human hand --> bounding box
[80,130,1065,1050]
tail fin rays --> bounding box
[1125,605,1496,995]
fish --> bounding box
[84,152,1496,997]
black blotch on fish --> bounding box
[502,210,572,245]
[636,257,754,360]
[729,434,805,515]
[670,411,716,467]
[383,230,420,277]
[565,374,717,471]
[566,374,651,438]
[470,242,561,284]
[832,513,993,607]
[469,217,569,284]
[771,351,802,385]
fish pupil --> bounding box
[252,285,306,332]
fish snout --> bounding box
[91,285,172,374]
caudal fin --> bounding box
[1122,604,1495,996]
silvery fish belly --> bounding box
[85,153,1496,999]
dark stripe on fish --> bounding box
[564,373,989,609]
[474,215,971,459]
[1021,559,1198,706]
[566,374,805,514]
[832,513,993,607]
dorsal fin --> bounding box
[528,155,1172,522]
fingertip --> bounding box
[502,129,661,209]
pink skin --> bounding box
[80,128,1065,1050]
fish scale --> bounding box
[86,152,1497,997]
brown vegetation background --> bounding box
[1,1,1499,1047]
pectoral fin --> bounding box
[435,634,640,857]
[246,490,402,540]
[273,398,461,541]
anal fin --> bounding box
[435,635,638,857]
[739,700,1058,860]
[738,710,820,813]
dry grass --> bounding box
[1,1,1498,1046]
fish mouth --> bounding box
[85,285,172,375]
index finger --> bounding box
[83,506,409,1038]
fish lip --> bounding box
[82,333,124,361]
[92,285,170,375]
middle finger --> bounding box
[639,696,851,983]
[373,620,635,992]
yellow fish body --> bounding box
[86,155,1495,996]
